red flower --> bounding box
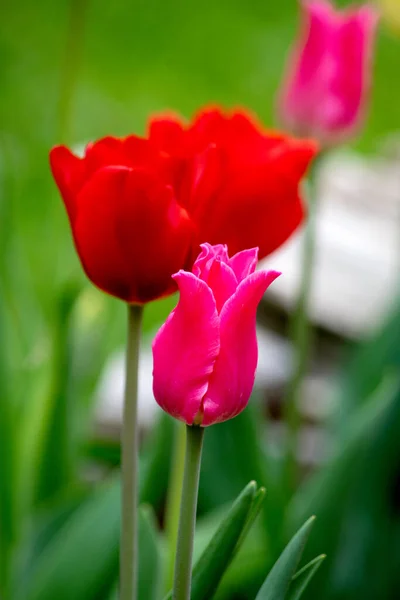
[50,107,317,304]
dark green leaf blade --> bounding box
[287,555,326,600]
[34,283,81,505]
[26,479,120,600]
[164,480,262,600]
[255,516,316,600]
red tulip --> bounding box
[50,107,317,303]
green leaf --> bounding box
[235,486,266,554]
[337,292,400,424]
[0,293,17,596]
[290,375,400,600]
[287,555,326,600]
[26,479,120,600]
[138,506,162,600]
[24,410,172,600]
[34,283,81,505]
[164,480,263,600]
[255,516,316,600]
[199,401,286,557]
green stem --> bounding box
[58,0,88,143]
[173,425,205,600]
[120,304,143,600]
[283,162,320,493]
[164,421,187,592]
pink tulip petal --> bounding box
[228,248,259,282]
[206,258,238,313]
[327,5,379,132]
[152,271,220,425]
[192,243,230,279]
[201,269,281,426]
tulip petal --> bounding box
[116,169,195,303]
[148,115,186,154]
[194,139,316,258]
[84,137,127,173]
[205,259,238,313]
[201,270,280,426]
[183,144,224,214]
[327,6,379,132]
[228,248,258,282]
[193,243,229,279]
[49,145,86,222]
[152,271,220,425]
[75,165,195,303]
[73,166,137,301]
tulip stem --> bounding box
[120,304,143,600]
[173,425,205,600]
[164,421,187,592]
[283,160,320,494]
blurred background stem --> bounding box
[173,425,204,600]
[120,304,143,600]
[164,421,186,592]
[58,0,88,143]
[283,157,322,494]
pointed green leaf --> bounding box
[164,480,263,600]
[104,507,162,600]
[287,555,326,600]
[34,283,81,505]
[235,486,266,555]
[0,294,17,596]
[138,506,162,600]
[255,516,316,600]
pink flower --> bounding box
[152,243,280,426]
[279,0,379,146]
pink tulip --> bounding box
[279,0,379,145]
[152,243,280,426]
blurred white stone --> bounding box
[266,421,333,466]
[261,149,400,339]
[95,343,158,431]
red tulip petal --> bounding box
[73,166,136,301]
[116,169,196,303]
[84,137,127,173]
[148,114,186,154]
[75,165,196,303]
[194,139,317,258]
[182,143,225,214]
[49,145,86,222]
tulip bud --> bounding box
[278,0,379,146]
[152,243,280,426]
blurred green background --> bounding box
[1,0,400,599]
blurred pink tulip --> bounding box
[279,0,379,146]
[152,243,280,426]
